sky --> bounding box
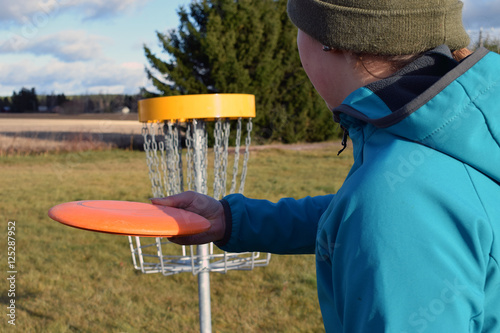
[0,0,499,97]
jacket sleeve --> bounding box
[215,193,334,254]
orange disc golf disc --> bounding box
[48,200,211,237]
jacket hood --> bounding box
[333,46,500,184]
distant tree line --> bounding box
[1,87,141,114]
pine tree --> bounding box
[143,0,340,143]
[11,87,38,113]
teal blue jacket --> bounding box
[217,46,500,332]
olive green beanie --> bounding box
[287,0,470,55]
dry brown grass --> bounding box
[0,113,142,155]
[0,132,115,156]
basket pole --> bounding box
[198,244,211,332]
[192,119,212,332]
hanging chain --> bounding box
[153,123,166,197]
[213,119,223,199]
[144,117,252,197]
[142,123,165,198]
[142,124,156,197]
[192,119,209,195]
[143,121,187,198]
[186,122,194,191]
[200,121,208,195]
[165,121,183,195]
[239,118,252,193]
[158,123,169,197]
[164,122,175,196]
[174,122,184,193]
[219,119,230,198]
[229,118,242,194]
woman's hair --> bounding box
[452,48,473,61]
[356,47,473,79]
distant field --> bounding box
[0,146,354,332]
[0,113,343,155]
[0,112,139,120]
[0,113,143,154]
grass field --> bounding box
[0,144,353,332]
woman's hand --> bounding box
[151,191,225,245]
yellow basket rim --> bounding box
[138,93,256,123]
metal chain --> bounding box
[229,118,242,194]
[153,123,167,197]
[186,122,194,191]
[146,123,165,198]
[164,122,175,196]
[154,124,165,196]
[219,119,230,198]
[144,118,251,196]
[158,123,169,197]
[165,121,183,195]
[174,122,184,193]
[192,119,208,195]
[142,124,157,197]
[213,119,222,199]
[239,118,252,193]
[202,125,208,194]
[200,120,208,194]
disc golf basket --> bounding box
[129,93,271,332]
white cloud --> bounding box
[0,0,49,22]
[0,30,108,62]
[0,0,149,24]
[462,0,500,29]
[70,0,149,20]
[0,0,178,96]
[0,57,146,95]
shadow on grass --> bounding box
[0,291,55,321]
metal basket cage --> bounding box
[130,115,271,276]
[128,236,271,276]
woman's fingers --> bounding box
[151,191,226,244]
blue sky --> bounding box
[0,0,499,97]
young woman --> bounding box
[152,0,500,331]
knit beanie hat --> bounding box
[287,0,470,55]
